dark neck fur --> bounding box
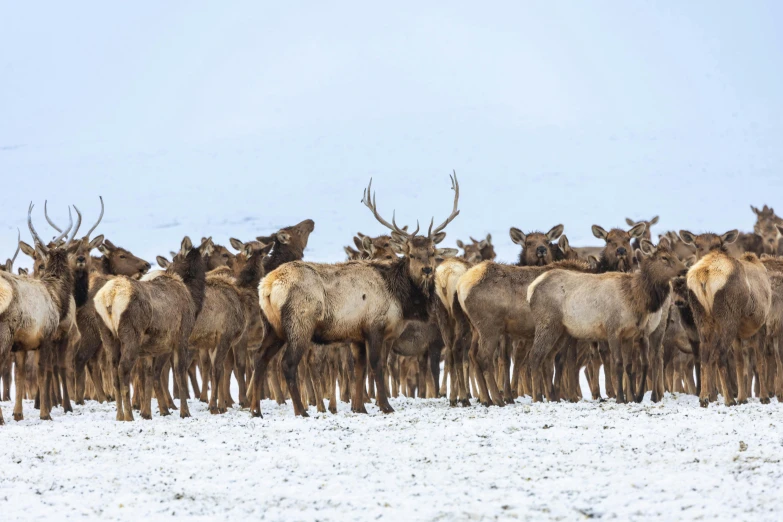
[264,242,304,273]
[632,264,670,314]
[73,268,89,308]
[170,250,207,318]
[372,258,431,322]
[41,251,74,321]
[237,252,265,291]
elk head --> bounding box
[19,202,82,298]
[592,222,646,272]
[457,234,495,264]
[201,238,236,270]
[636,236,688,282]
[677,229,738,260]
[625,216,658,243]
[229,237,274,276]
[510,224,564,266]
[361,170,460,290]
[354,232,402,261]
[97,239,151,278]
[56,196,106,273]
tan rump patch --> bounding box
[94,277,134,335]
[687,252,734,315]
[436,259,468,314]
[526,271,553,303]
[0,276,14,316]
[456,261,489,312]
[259,270,285,338]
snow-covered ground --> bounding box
[3,380,783,521]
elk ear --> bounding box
[229,238,244,251]
[649,215,659,226]
[720,229,739,245]
[639,239,655,256]
[102,239,116,251]
[390,230,407,245]
[179,236,193,256]
[353,236,364,250]
[156,256,170,269]
[243,244,255,258]
[344,246,359,259]
[591,225,608,241]
[18,267,28,276]
[88,234,105,251]
[751,205,760,216]
[625,218,636,227]
[558,234,570,252]
[259,241,274,256]
[199,237,214,257]
[486,233,492,244]
[276,231,291,245]
[456,239,465,249]
[684,255,696,268]
[629,222,647,239]
[19,241,36,259]
[509,227,526,245]
[361,236,375,256]
[356,232,367,240]
[657,236,671,251]
[587,255,599,270]
[478,239,488,249]
[679,230,696,246]
[546,224,564,242]
[776,224,783,237]
[435,248,458,259]
[390,239,406,255]
[431,232,447,245]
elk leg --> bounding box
[753,336,770,404]
[733,340,749,405]
[150,356,171,416]
[232,340,248,408]
[198,350,210,403]
[598,342,615,399]
[222,348,235,408]
[172,340,192,419]
[13,351,26,421]
[209,334,232,414]
[117,347,137,422]
[634,336,650,403]
[428,339,442,400]
[529,324,560,403]
[367,337,393,413]
[470,333,494,407]
[138,358,154,419]
[587,349,602,401]
[350,342,368,414]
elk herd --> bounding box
[2,177,783,425]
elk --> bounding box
[456,234,495,264]
[0,203,81,423]
[457,257,592,406]
[589,223,647,273]
[626,216,659,249]
[686,249,771,407]
[510,225,565,266]
[259,219,315,274]
[254,172,460,417]
[94,236,213,421]
[527,238,686,403]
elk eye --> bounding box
[386,256,392,260]
[120,255,126,259]
[223,253,229,258]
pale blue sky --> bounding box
[1,2,782,264]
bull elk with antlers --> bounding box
[253,172,460,417]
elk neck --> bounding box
[629,261,671,315]
[73,266,90,308]
[374,256,431,322]
[236,250,265,291]
[170,249,208,318]
[264,240,305,273]
[41,250,74,321]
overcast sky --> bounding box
[2,2,782,264]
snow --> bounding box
[3,378,783,521]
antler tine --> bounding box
[27,202,48,253]
[52,205,73,246]
[9,228,21,269]
[361,178,410,237]
[51,207,73,246]
[66,205,83,248]
[428,169,461,238]
[44,200,63,233]
[85,195,104,239]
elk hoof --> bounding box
[481,401,491,408]
[460,398,471,407]
[179,410,191,419]
[734,399,745,406]
[251,410,263,418]
[0,418,4,426]
[75,400,85,406]
[351,407,368,414]
[64,405,73,413]
[299,411,310,418]
[328,407,337,414]
[449,400,458,407]
[141,412,152,420]
[159,410,171,417]
[209,407,220,415]
[13,413,23,421]
[699,398,709,408]
[40,414,52,421]
[760,397,771,405]
[504,398,516,405]
[380,406,395,414]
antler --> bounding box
[28,202,50,253]
[84,196,104,239]
[7,228,21,270]
[361,178,419,238]
[427,170,460,238]
[44,200,63,233]
[67,205,83,248]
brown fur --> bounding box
[509,224,564,267]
